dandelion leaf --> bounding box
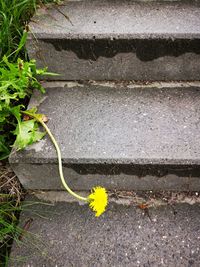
[13,119,45,151]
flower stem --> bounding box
[22,111,87,202]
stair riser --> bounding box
[11,163,200,191]
[27,38,200,81]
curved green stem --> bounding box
[22,111,87,202]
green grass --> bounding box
[0,199,22,263]
[0,0,59,61]
[0,198,53,267]
[0,0,36,60]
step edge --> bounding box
[27,32,200,40]
[9,157,200,165]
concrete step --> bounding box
[9,81,200,191]
[9,192,200,266]
[27,0,200,81]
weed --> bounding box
[0,163,23,266]
[0,55,55,160]
[0,0,60,160]
[0,200,22,255]
[0,0,59,264]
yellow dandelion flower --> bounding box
[88,186,108,217]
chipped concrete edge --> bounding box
[29,82,84,108]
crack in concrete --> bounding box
[31,190,200,207]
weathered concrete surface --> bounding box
[9,193,200,267]
[28,1,200,39]
[9,82,200,190]
[27,0,200,80]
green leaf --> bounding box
[13,117,45,151]
[10,105,22,123]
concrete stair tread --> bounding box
[27,1,200,80]
[10,82,200,165]
[9,192,200,266]
[10,82,200,191]
[31,0,200,39]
